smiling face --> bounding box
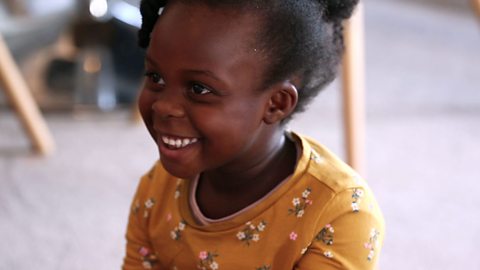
[138,2,280,179]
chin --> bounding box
[159,157,198,180]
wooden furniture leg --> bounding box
[473,0,480,18]
[341,3,366,175]
[0,33,55,155]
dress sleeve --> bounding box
[122,168,161,270]
[295,188,385,270]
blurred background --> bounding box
[0,0,479,269]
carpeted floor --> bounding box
[1,0,480,269]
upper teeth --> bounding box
[162,136,198,148]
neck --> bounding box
[200,128,296,195]
[195,128,298,219]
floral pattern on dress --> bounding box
[310,150,323,164]
[144,198,156,218]
[138,246,158,269]
[365,228,380,261]
[197,251,219,270]
[289,231,298,241]
[236,221,267,246]
[315,224,335,245]
[323,251,334,258]
[170,220,186,240]
[288,188,313,218]
[351,188,364,212]
[175,179,183,199]
[132,199,140,215]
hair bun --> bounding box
[323,0,359,22]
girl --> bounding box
[124,0,384,269]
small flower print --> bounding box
[256,266,271,270]
[138,247,149,257]
[143,261,152,269]
[351,202,360,212]
[197,251,219,270]
[145,198,155,208]
[289,231,298,241]
[292,198,301,206]
[132,199,140,215]
[310,150,323,164]
[315,224,335,245]
[351,188,364,213]
[199,251,208,260]
[288,188,313,218]
[143,198,156,218]
[210,262,219,270]
[324,251,334,258]
[178,222,186,230]
[365,228,380,261]
[175,179,182,199]
[166,213,172,222]
[170,221,187,240]
[236,231,246,240]
[138,246,158,269]
[236,221,267,245]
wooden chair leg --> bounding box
[473,0,480,18]
[0,33,55,155]
[341,3,366,175]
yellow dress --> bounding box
[123,132,385,270]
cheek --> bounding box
[194,98,266,137]
[138,89,153,120]
[138,89,156,135]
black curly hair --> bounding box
[138,0,359,117]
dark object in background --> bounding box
[68,0,145,108]
[109,19,145,104]
[45,58,76,95]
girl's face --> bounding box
[139,2,276,179]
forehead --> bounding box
[150,2,261,60]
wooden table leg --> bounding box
[0,33,55,155]
[341,3,366,175]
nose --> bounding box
[151,90,185,119]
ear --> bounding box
[263,81,298,124]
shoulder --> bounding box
[303,134,361,191]
[290,131,384,230]
[290,133,385,267]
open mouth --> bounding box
[161,135,198,150]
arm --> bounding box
[123,171,160,270]
[295,188,385,270]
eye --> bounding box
[190,83,212,95]
[144,72,165,85]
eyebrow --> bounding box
[145,54,222,83]
[145,54,159,68]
